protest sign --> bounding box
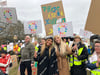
[10,55,18,69]
[85,0,100,35]
[79,29,92,39]
[0,8,17,23]
[53,22,73,37]
[31,37,35,43]
[7,43,13,52]
[41,1,66,36]
[24,20,42,34]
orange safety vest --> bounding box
[13,44,19,51]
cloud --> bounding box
[7,0,91,34]
[63,0,91,33]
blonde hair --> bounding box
[40,39,53,57]
[54,35,67,56]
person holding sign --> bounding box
[87,40,100,75]
[70,35,88,75]
[53,35,76,75]
[34,37,59,75]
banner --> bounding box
[0,8,17,23]
[41,1,66,36]
[24,20,42,34]
[53,22,73,37]
[79,29,92,39]
[85,0,100,35]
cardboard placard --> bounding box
[41,1,66,36]
[10,55,18,69]
[85,0,100,35]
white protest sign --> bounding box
[24,20,42,34]
[53,22,73,37]
[0,8,17,23]
[79,29,92,39]
[7,43,13,52]
[22,40,25,42]
[32,37,35,43]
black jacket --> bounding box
[72,42,88,67]
[34,46,59,75]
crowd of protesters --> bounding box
[0,35,100,75]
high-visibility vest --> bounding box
[66,42,69,45]
[13,44,19,51]
[66,42,69,58]
[35,46,39,52]
[90,61,100,75]
[70,47,87,67]
[3,47,7,51]
[18,47,21,57]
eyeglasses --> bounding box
[95,46,100,47]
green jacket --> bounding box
[21,42,35,63]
